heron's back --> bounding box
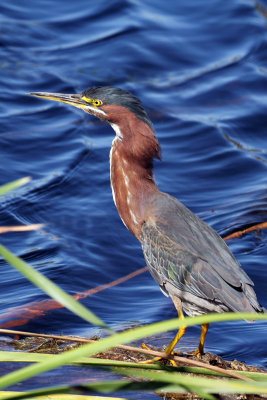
[141,192,263,315]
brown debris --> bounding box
[2,329,266,400]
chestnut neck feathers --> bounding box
[108,105,161,239]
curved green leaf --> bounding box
[0,177,31,197]
[0,312,266,390]
[0,244,109,331]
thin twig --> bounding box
[223,222,267,240]
[0,266,149,329]
[73,266,149,299]
[0,328,255,382]
[0,224,44,234]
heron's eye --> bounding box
[92,99,103,107]
[82,96,103,107]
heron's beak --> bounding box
[29,92,88,111]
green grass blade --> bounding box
[0,312,266,390]
[1,350,266,381]
[112,367,267,394]
[0,377,197,400]
[0,380,197,400]
[0,390,130,400]
[0,243,109,331]
[0,379,231,400]
[0,177,31,197]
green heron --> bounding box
[30,87,264,362]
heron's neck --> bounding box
[110,136,159,239]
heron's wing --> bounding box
[141,193,261,312]
[144,193,253,288]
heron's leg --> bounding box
[165,307,187,355]
[193,323,209,358]
[140,296,186,366]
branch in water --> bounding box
[223,222,267,240]
[0,224,43,234]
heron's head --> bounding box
[30,86,160,160]
[31,86,152,125]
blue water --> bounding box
[0,0,267,394]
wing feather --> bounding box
[141,193,262,313]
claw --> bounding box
[168,355,178,366]
[139,353,178,366]
[141,343,151,351]
[140,343,163,364]
[139,343,178,366]
[193,348,202,359]
[139,356,162,365]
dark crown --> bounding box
[82,87,153,128]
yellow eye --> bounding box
[92,99,103,107]
[82,96,103,107]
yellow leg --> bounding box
[194,323,209,358]
[165,308,187,355]
[140,298,186,366]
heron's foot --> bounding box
[141,343,152,351]
[192,347,204,359]
[139,354,178,366]
[139,343,178,366]
[140,343,162,364]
